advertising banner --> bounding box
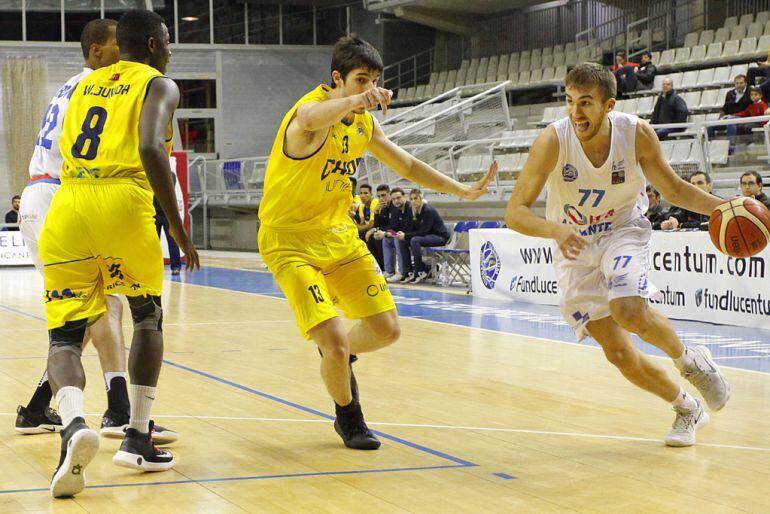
[0,231,33,266]
[471,229,770,330]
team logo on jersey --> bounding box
[109,73,120,81]
[357,125,364,136]
[480,241,501,289]
[611,160,626,184]
[562,164,578,182]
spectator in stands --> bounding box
[708,75,752,143]
[355,183,378,240]
[660,171,713,230]
[396,189,449,284]
[377,187,410,282]
[651,77,689,140]
[633,51,657,91]
[349,176,360,219]
[365,184,391,271]
[721,86,769,154]
[645,185,669,230]
[747,48,770,99]
[612,50,639,99]
[4,195,20,231]
[740,170,770,210]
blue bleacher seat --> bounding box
[223,161,243,190]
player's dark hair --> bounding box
[330,35,383,87]
[566,62,616,101]
[741,170,763,186]
[359,183,372,193]
[376,184,390,193]
[689,171,712,184]
[117,9,165,60]
[80,19,117,59]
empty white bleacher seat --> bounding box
[684,31,699,48]
[520,50,531,61]
[757,11,770,26]
[673,47,691,65]
[686,141,704,164]
[518,58,531,73]
[697,89,721,110]
[529,69,543,85]
[514,152,528,171]
[748,22,764,39]
[553,44,564,54]
[739,37,758,57]
[709,140,730,165]
[553,65,567,83]
[459,59,469,70]
[682,91,701,109]
[705,42,724,63]
[731,25,747,41]
[476,58,489,82]
[651,75,665,92]
[456,154,484,176]
[564,42,576,53]
[699,30,715,46]
[506,71,518,87]
[670,72,684,88]
[542,67,555,83]
[517,71,531,87]
[696,67,715,85]
[497,153,520,173]
[565,51,578,67]
[651,51,661,64]
[739,13,754,27]
[715,27,731,43]
[758,35,770,55]
[637,96,654,117]
[680,70,699,89]
[689,45,707,64]
[542,46,552,57]
[721,39,740,59]
[553,53,566,67]
[542,54,554,68]
[731,63,749,78]
[711,66,731,85]
[624,98,639,115]
[670,141,692,165]
[658,49,676,68]
[659,141,675,161]
[455,68,467,87]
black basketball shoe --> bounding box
[334,399,380,450]
[15,405,63,434]
[112,421,174,472]
[100,409,178,445]
[50,417,100,498]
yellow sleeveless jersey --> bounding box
[60,60,172,190]
[259,85,374,231]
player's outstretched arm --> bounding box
[294,87,393,132]
[367,118,497,200]
[504,126,586,260]
[636,121,722,216]
[139,77,200,272]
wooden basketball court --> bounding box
[1,254,768,512]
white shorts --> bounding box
[555,217,661,340]
[20,180,60,274]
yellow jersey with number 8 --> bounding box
[60,60,172,190]
[259,84,374,231]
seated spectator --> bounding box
[396,189,449,284]
[747,45,770,99]
[612,51,639,99]
[4,195,20,231]
[721,86,768,154]
[645,185,669,230]
[661,171,713,230]
[633,52,657,91]
[365,184,391,271]
[651,77,689,141]
[354,183,378,239]
[380,187,413,282]
[348,176,360,219]
[708,75,752,140]
[740,171,770,210]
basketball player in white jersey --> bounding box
[16,18,176,444]
[504,63,729,446]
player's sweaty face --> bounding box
[565,85,613,142]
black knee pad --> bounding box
[127,295,163,331]
[49,319,87,356]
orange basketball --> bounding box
[709,197,770,257]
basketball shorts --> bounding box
[20,179,60,274]
[259,223,396,339]
[554,217,662,340]
[38,178,164,329]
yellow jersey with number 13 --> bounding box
[60,60,172,190]
[259,84,374,231]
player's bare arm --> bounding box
[504,126,587,259]
[636,121,722,215]
[367,117,497,200]
[286,87,392,158]
[139,77,199,271]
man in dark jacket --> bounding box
[396,188,449,284]
[634,52,657,90]
[708,75,752,138]
[380,187,412,282]
[651,77,689,140]
[740,170,770,210]
[645,185,669,230]
[661,172,713,230]
[365,184,391,272]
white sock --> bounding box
[129,384,156,433]
[671,387,698,410]
[673,347,695,371]
[55,386,85,428]
[104,371,127,391]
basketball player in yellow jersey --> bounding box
[259,35,497,450]
[39,10,199,498]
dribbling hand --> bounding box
[461,160,498,200]
[357,87,393,115]
[170,224,201,272]
[554,224,587,260]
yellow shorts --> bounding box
[38,178,163,329]
[259,224,395,339]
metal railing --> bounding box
[382,48,434,91]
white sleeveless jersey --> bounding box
[545,111,649,240]
[28,68,93,179]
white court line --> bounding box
[713,355,770,360]
[2,413,768,453]
[164,320,295,326]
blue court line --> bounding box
[493,472,516,480]
[0,463,468,495]
[162,359,476,467]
